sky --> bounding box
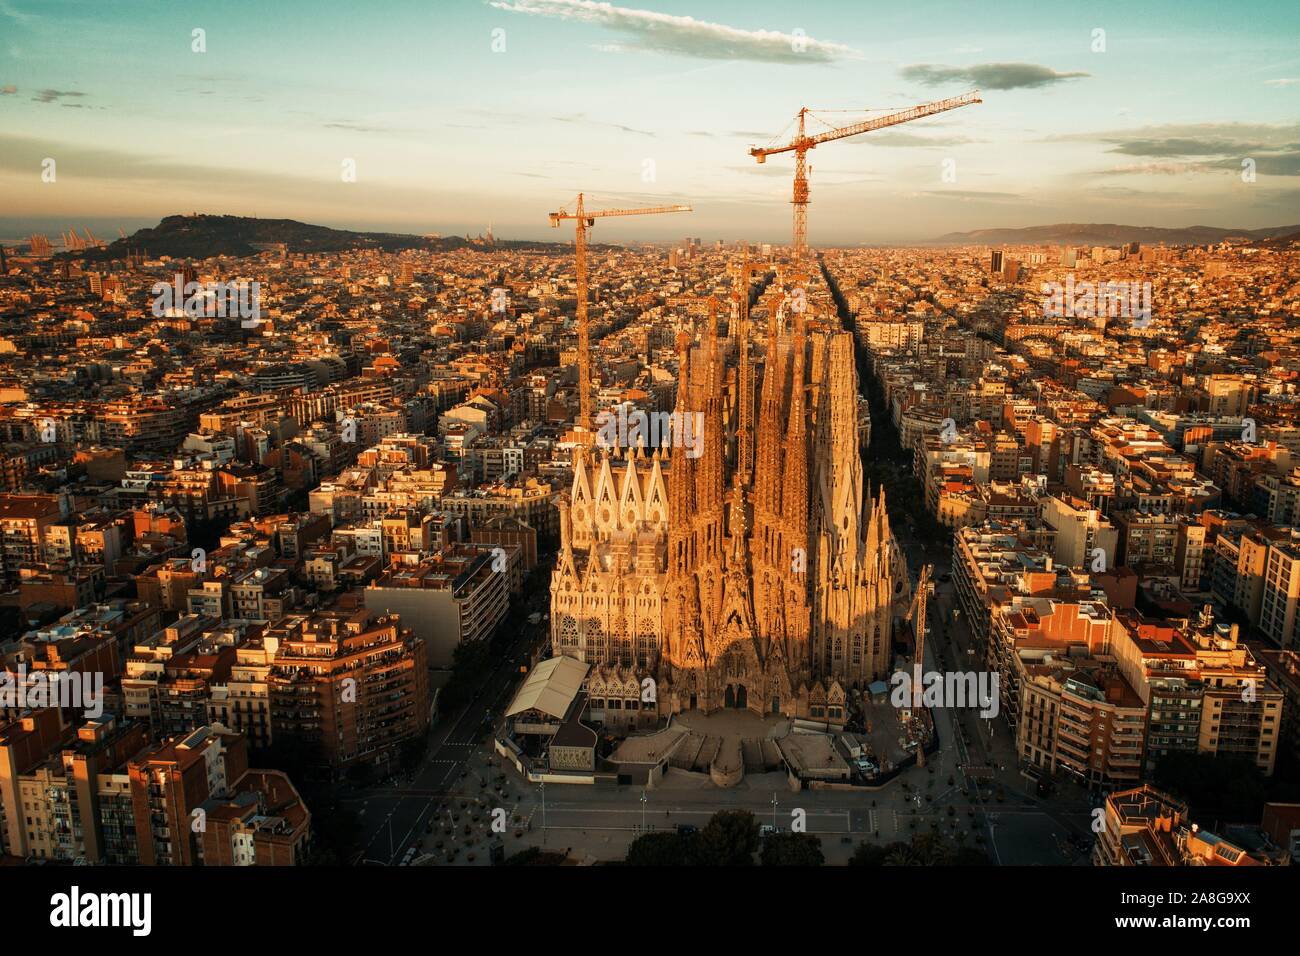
[1,0,1298,244]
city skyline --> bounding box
[3,0,1299,243]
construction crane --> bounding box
[750,91,982,261]
[904,563,935,767]
[549,193,691,440]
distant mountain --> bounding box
[74,214,566,260]
[928,222,1300,247]
[1260,230,1300,249]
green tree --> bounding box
[909,830,955,866]
[399,729,429,773]
[626,831,694,866]
[697,809,761,865]
[504,847,567,865]
[760,832,825,866]
[953,846,992,865]
[849,842,890,866]
[882,843,921,866]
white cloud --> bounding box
[488,0,861,64]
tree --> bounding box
[760,832,824,866]
[953,846,992,865]
[851,831,979,867]
[399,730,429,773]
[504,847,567,865]
[626,831,693,866]
[849,842,890,866]
[439,639,494,714]
[909,830,955,866]
[696,810,761,866]
[882,843,921,866]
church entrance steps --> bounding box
[710,738,745,787]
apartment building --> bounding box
[1094,784,1285,866]
[364,544,514,666]
[0,493,65,585]
[1260,536,1300,649]
[989,596,1114,729]
[207,639,275,752]
[128,725,249,866]
[265,609,429,768]
[198,769,310,866]
[1110,609,1282,776]
[1041,494,1119,571]
[1018,660,1146,791]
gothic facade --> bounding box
[550,303,909,723]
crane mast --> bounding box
[751,91,981,261]
[549,194,691,443]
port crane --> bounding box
[549,194,691,439]
[750,91,981,261]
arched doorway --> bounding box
[769,696,780,715]
[735,684,748,709]
[689,693,698,711]
[724,685,736,708]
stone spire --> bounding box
[781,309,810,651]
[735,308,754,487]
[696,301,725,566]
[752,309,786,544]
[668,329,696,576]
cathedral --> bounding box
[549,286,910,724]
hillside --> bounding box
[74,214,566,260]
[929,222,1300,247]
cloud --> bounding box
[488,0,861,64]
[1105,136,1288,158]
[32,89,85,103]
[727,163,799,177]
[1212,153,1300,176]
[901,62,1088,90]
[1061,123,1300,178]
[1101,161,1216,176]
[551,113,654,136]
[1265,78,1300,87]
[324,121,389,133]
[0,0,35,26]
[852,131,981,148]
[921,189,1022,202]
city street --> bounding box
[344,575,551,866]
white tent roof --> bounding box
[505,656,589,720]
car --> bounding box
[759,824,779,838]
[676,824,698,837]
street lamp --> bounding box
[539,781,547,845]
[771,793,778,831]
[640,790,647,833]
